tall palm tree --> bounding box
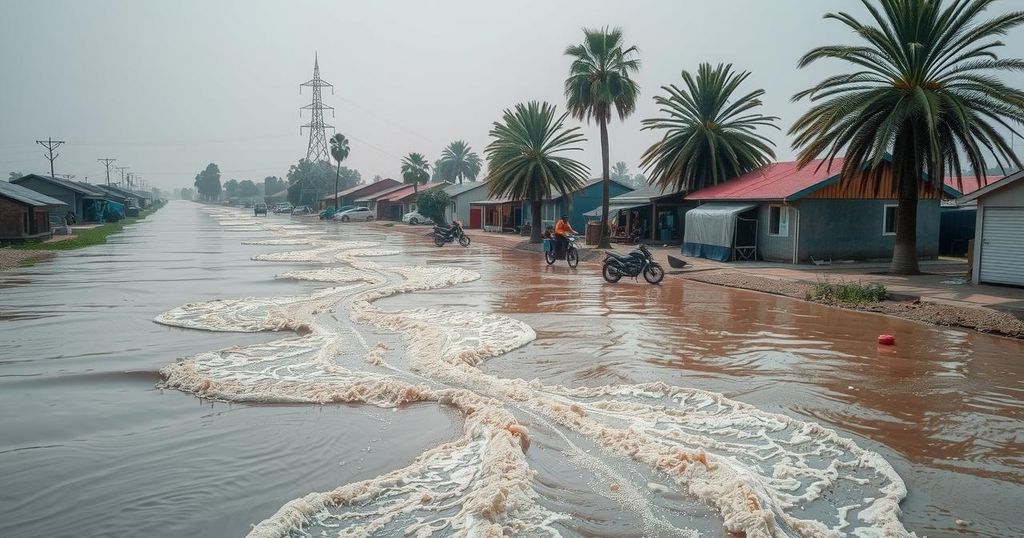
[641,63,779,193]
[401,153,431,195]
[565,27,641,248]
[791,0,1024,275]
[439,140,483,183]
[329,133,350,210]
[485,101,590,243]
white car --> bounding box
[332,207,375,222]
[401,210,433,225]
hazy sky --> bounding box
[2,0,1023,190]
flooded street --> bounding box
[1,201,1021,537]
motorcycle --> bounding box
[433,221,471,247]
[602,243,665,284]
[545,234,579,268]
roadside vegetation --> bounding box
[810,278,888,304]
[12,200,166,252]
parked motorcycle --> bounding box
[433,222,471,247]
[602,243,664,284]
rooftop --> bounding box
[0,181,67,207]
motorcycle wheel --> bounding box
[366,215,374,221]
[433,235,445,247]
[544,250,556,265]
[643,264,665,284]
[341,216,350,222]
[459,235,471,247]
[566,247,579,268]
[602,263,622,283]
[410,218,418,225]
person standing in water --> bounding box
[554,215,577,259]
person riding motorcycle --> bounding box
[554,215,577,259]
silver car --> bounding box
[332,207,375,222]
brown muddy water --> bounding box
[0,201,1020,537]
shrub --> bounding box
[811,277,887,304]
[416,189,451,225]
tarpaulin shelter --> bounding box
[682,203,758,261]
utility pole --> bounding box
[116,166,128,189]
[36,137,66,177]
[97,158,116,185]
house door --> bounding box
[979,207,1024,286]
[469,208,482,229]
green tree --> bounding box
[416,189,451,226]
[484,101,589,243]
[193,163,222,202]
[611,161,630,183]
[285,159,336,206]
[790,0,1024,274]
[238,180,260,199]
[329,133,351,210]
[641,63,779,193]
[223,179,240,199]
[8,171,24,181]
[439,140,483,183]
[401,153,430,195]
[632,173,648,189]
[565,27,641,248]
[263,176,286,196]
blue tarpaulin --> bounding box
[681,203,757,261]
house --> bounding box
[468,198,524,232]
[443,182,491,226]
[320,178,401,211]
[583,183,693,243]
[0,181,67,241]
[681,159,957,263]
[354,183,409,216]
[11,174,115,222]
[374,182,448,221]
[523,177,634,233]
[956,169,1024,287]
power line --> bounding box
[35,137,65,177]
[97,158,116,185]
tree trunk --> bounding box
[530,199,542,243]
[334,163,341,210]
[889,170,920,274]
[597,116,611,249]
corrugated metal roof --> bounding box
[354,183,409,202]
[548,177,634,200]
[379,182,447,203]
[443,181,488,197]
[943,174,1014,197]
[12,174,106,197]
[684,159,846,202]
[322,178,401,200]
[0,181,67,206]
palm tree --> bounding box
[611,161,630,182]
[484,101,590,243]
[329,133,350,210]
[565,27,641,248]
[640,63,780,193]
[791,0,1024,275]
[401,153,430,195]
[439,140,483,183]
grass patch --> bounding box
[810,277,888,304]
[11,200,166,251]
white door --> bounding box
[979,207,1024,286]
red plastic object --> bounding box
[877,334,895,345]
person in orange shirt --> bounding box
[554,215,577,259]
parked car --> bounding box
[401,210,433,225]
[291,205,313,215]
[254,203,268,216]
[273,203,292,214]
[332,207,375,222]
[319,205,358,220]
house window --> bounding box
[883,204,897,235]
[768,205,788,236]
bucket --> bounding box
[543,238,552,252]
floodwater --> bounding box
[0,201,1020,537]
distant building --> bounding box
[681,159,958,263]
[582,183,691,243]
[0,181,67,241]
[524,177,634,233]
[319,178,401,211]
[956,169,1024,287]
[11,174,116,223]
[442,182,490,225]
[374,182,448,221]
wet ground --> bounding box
[1,201,1021,537]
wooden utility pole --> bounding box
[36,137,65,177]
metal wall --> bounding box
[793,198,941,262]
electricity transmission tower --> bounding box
[36,137,65,177]
[98,158,116,185]
[299,53,334,163]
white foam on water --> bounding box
[242,238,313,246]
[158,222,915,537]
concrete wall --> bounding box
[14,177,83,218]
[793,198,940,262]
[446,184,490,223]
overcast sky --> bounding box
[2,0,1023,190]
